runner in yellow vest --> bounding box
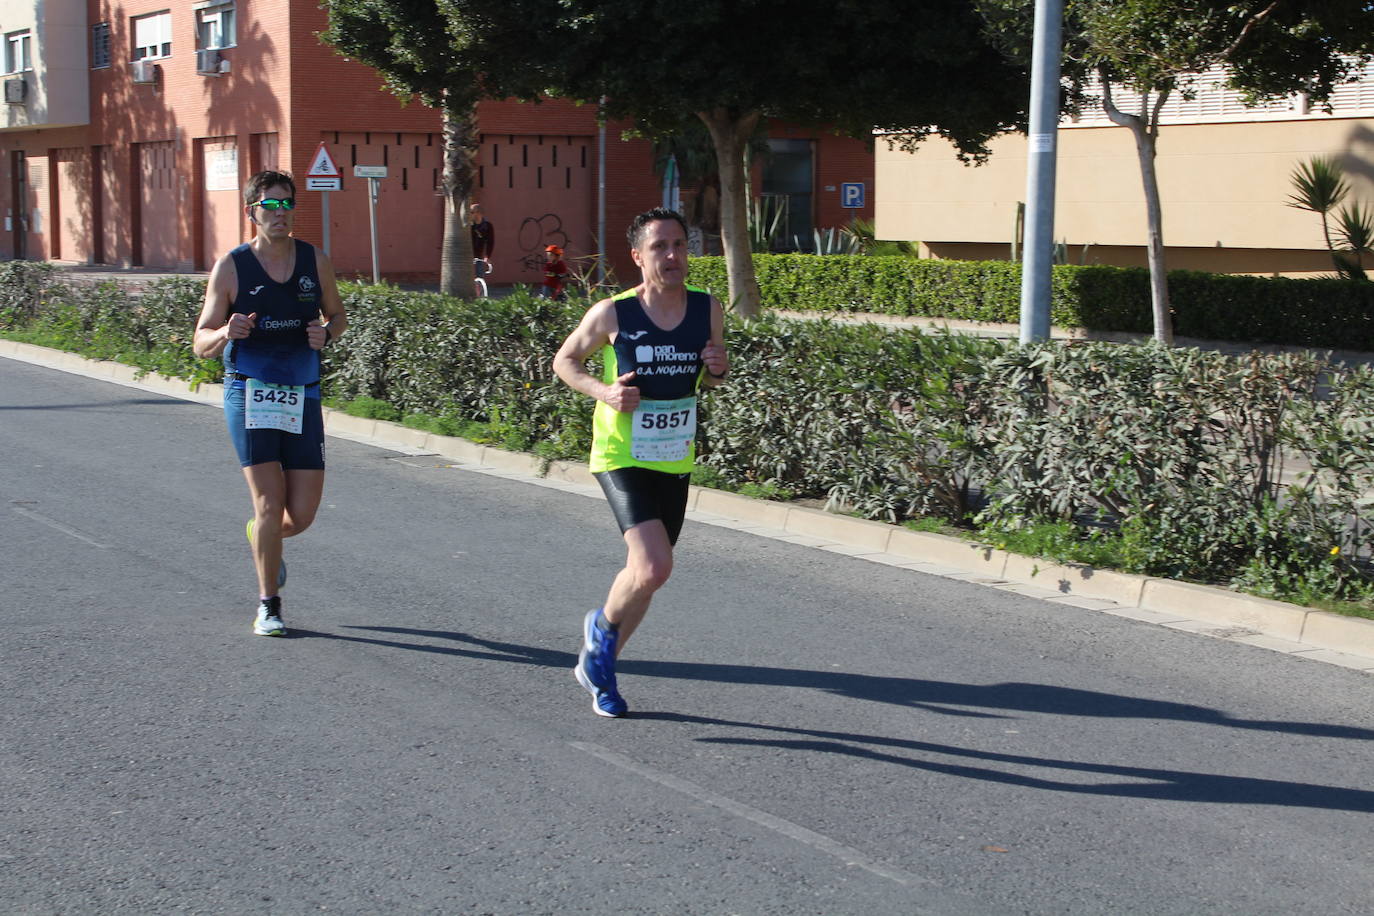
[554,208,729,717]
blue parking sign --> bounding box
[840,182,865,208]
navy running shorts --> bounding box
[594,466,691,545]
[224,383,326,470]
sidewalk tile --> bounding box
[1043,596,1123,611]
[1099,606,1190,625]
[1299,610,1374,658]
[1231,633,1315,654]
[895,562,969,576]
[774,534,836,548]
[1290,649,1374,671]
[1142,579,1308,641]
[995,583,1066,599]
[819,543,876,557]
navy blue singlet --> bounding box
[224,239,322,387]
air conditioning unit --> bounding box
[130,59,157,84]
[196,48,229,76]
[3,77,25,104]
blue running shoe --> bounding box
[246,518,287,588]
[574,608,627,717]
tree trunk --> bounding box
[1101,77,1173,345]
[1131,120,1172,345]
[440,91,480,299]
[698,107,762,318]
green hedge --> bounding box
[688,255,1374,349]
[4,261,1373,613]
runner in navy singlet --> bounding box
[193,170,347,637]
[554,208,729,717]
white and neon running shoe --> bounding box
[253,596,286,637]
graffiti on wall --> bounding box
[516,212,571,275]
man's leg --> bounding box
[602,519,674,654]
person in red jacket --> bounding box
[541,244,569,300]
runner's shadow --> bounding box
[635,712,1374,813]
[338,627,1374,741]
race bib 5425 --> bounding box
[245,379,305,434]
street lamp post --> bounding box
[1019,0,1064,344]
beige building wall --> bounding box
[877,116,1374,276]
[0,0,90,131]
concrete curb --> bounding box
[5,337,1372,669]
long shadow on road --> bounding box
[639,712,1374,812]
[327,625,1374,741]
[304,626,1374,812]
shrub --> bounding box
[6,266,1374,611]
[688,254,1374,349]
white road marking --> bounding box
[571,740,928,889]
[11,505,109,549]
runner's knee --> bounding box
[284,504,317,535]
[630,553,673,593]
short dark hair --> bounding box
[244,170,296,207]
[627,207,688,250]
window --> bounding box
[1066,57,1374,127]
[762,139,815,252]
[4,30,31,73]
[196,2,236,50]
[92,22,111,69]
[132,11,172,61]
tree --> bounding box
[321,1,515,298]
[528,0,1028,317]
[1288,155,1374,280]
[648,119,771,255]
[980,1,1374,344]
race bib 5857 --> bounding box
[630,396,697,462]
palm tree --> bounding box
[1287,156,1349,253]
[1288,156,1371,280]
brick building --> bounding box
[1,0,874,288]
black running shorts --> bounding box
[594,467,691,545]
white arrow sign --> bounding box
[307,142,339,177]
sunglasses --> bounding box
[252,197,296,211]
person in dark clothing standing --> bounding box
[470,203,495,277]
[193,170,347,637]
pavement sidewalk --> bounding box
[4,337,1372,674]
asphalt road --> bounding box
[2,356,1372,916]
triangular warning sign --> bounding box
[306,143,339,177]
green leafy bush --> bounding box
[6,267,1374,613]
[688,254,1374,349]
[0,260,58,326]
